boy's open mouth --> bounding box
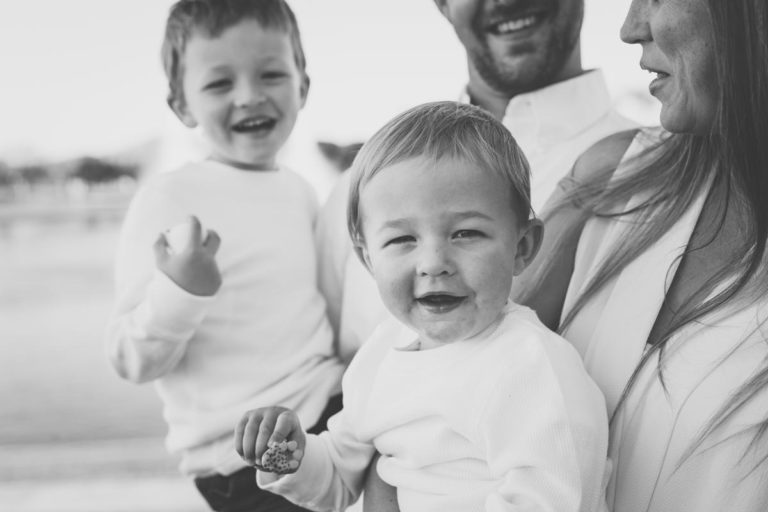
[232,116,277,134]
[416,293,466,312]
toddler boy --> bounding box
[236,102,610,512]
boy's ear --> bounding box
[299,74,310,109]
[168,94,197,128]
[352,238,374,275]
[512,218,544,276]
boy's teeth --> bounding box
[233,117,276,131]
[239,118,268,128]
[496,16,537,33]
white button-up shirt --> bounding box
[460,70,637,212]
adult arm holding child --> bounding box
[512,129,638,329]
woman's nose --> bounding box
[416,243,455,277]
[620,0,651,45]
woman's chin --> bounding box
[659,101,715,136]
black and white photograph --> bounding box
[2,1,766,511]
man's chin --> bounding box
[473,55,551,96]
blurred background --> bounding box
[0,1,657,510]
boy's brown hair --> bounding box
[347,101,533,251]
[161,0,307,108]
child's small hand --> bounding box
[154,216,222,297]
[235,407,306,474]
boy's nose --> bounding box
[234,83,266,108]
[416,243,455,277]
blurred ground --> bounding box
[0,215,207,511]
[0,439,208,512]
[0,217,164,443]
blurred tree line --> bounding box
[0,157,138,200]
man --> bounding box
[440,0,636,210]
[316,0,636,364]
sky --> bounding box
[0,0,657,169]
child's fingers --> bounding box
[234,413,255,460]
[260,413,303,474]
[253,411,279,463]
[153,233,170,262]
[187,215,203,246]
[235,410,269,465]
[204,229,221,254]
[270,411,299,447]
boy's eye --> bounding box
[203,79,231,91]
[453,229,484,240]
[262,71,287,81]
[383,235,415,248]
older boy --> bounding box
[105,1,343,510]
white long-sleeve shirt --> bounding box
[316,70,638,362]
[259,304,609,512]
[105,160,344,476]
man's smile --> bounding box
[480,0,554,38]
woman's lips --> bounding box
[640,64,670,96]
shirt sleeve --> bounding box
[256,325,388,510]
[257,415,375,512]
[478,340,608,512]
[104,179,215,383]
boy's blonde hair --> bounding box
[161,0,307,107]
[347,101,532,249]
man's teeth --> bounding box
[496,16,537,34]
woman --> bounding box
[364,0,768,510]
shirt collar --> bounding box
[460,69,613,148]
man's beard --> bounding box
[469,0,582,96]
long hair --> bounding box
[549,0,768,466]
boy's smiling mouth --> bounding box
[415,292,466,313]
[232,116,277,134]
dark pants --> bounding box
[194,394,343,512]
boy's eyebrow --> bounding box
[199,64,232,75]
[258,56,289,64]
[376,210,495,231]
[451,210,495,222]
[200,56,287,75]
[377,219,410,231]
